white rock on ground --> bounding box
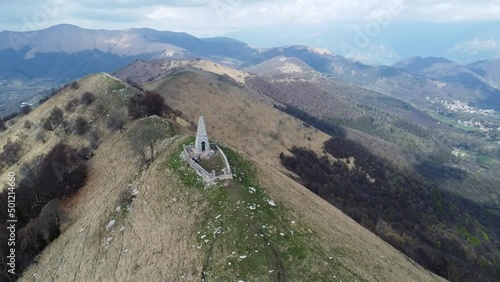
[106,220,116,232]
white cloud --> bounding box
[451,39,500,55]
[0,0,499,35]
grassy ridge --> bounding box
[167,137,364,281]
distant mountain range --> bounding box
[0,24,499,115]
[0,24,257,83]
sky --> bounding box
[1,0,500,64]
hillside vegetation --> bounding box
[0,69,446,281]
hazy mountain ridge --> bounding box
[2,24,500,118]
[467,59,500,89]
[0,24,258,86]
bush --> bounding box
[0,140,23,166]
[70,81,79,89]
[17,142,88,220]
[21,105,32,115]
[60,120,70,133]
[47,106,64,130]
[74,116,89,135]
[23,120,32,129]
[125,78,143,91]
[107,112,126,132]
[81,92,95,105]
[77,146,93,160]
[0,120,6,131]
[128,91,167,119]
[88,130,101,149]
[65,98,79,113]
[38,96,50,104]
[42,118,52,131]
[35,130,47,143]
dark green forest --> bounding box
[278,105,500,281]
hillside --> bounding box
[393,57,499,95]
[467,59,500,89]
[244,56,317,77]
[243,60,499,201]
[0,69,446,281]
[138,68,500,281]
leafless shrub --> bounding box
[23,120,32,129]
[35,130,47,143]
[65,98,79,113]
[128,91,167,119]
[130,125,167,164]
[0,140,23,166]
[88,130,101,149]
[74,116,89,135]
[21,105,32,115]
[81,92,95,105]
[70,81,80,89]
[107,111,126,132]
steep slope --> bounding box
[141,70,445,281]
[116,60,500,206]
[467,59,500,89]
[0,72,137,186]
[0,70,445,281]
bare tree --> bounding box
[46,106,64,130]
[107,111,126,132]
[70,81,79,89]
[130,125,167,164]
[42,118,52,131]
[20,105,32,115]
[35,130,47,143]
[74,116,89,135]
[60,120,70,134]
[65,98,79,113]
[128,91,167,119]
[23,120,32,129]
[0,140,23,166]
[88,129,101,149]
[81,92,95,105]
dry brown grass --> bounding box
[144,72,330,171]
[11,70,445,281]
[142,71,445,282]
[0,73,133,191]
[20,125,205,281]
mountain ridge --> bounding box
[0,69,445,282]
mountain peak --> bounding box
[46,23,83,31]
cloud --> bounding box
[0,0,499,36]
[451,39,500,55]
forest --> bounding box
[281,138,500,281]
[277,105,500,281]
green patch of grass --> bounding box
[125,117,176,140]
[105,76,126,92]
[458,227,482,246]
[166,137,366,281]
[198,152,226,175]
[477,155,496,167]
[429,112,482,132]
[482,231,491,243]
